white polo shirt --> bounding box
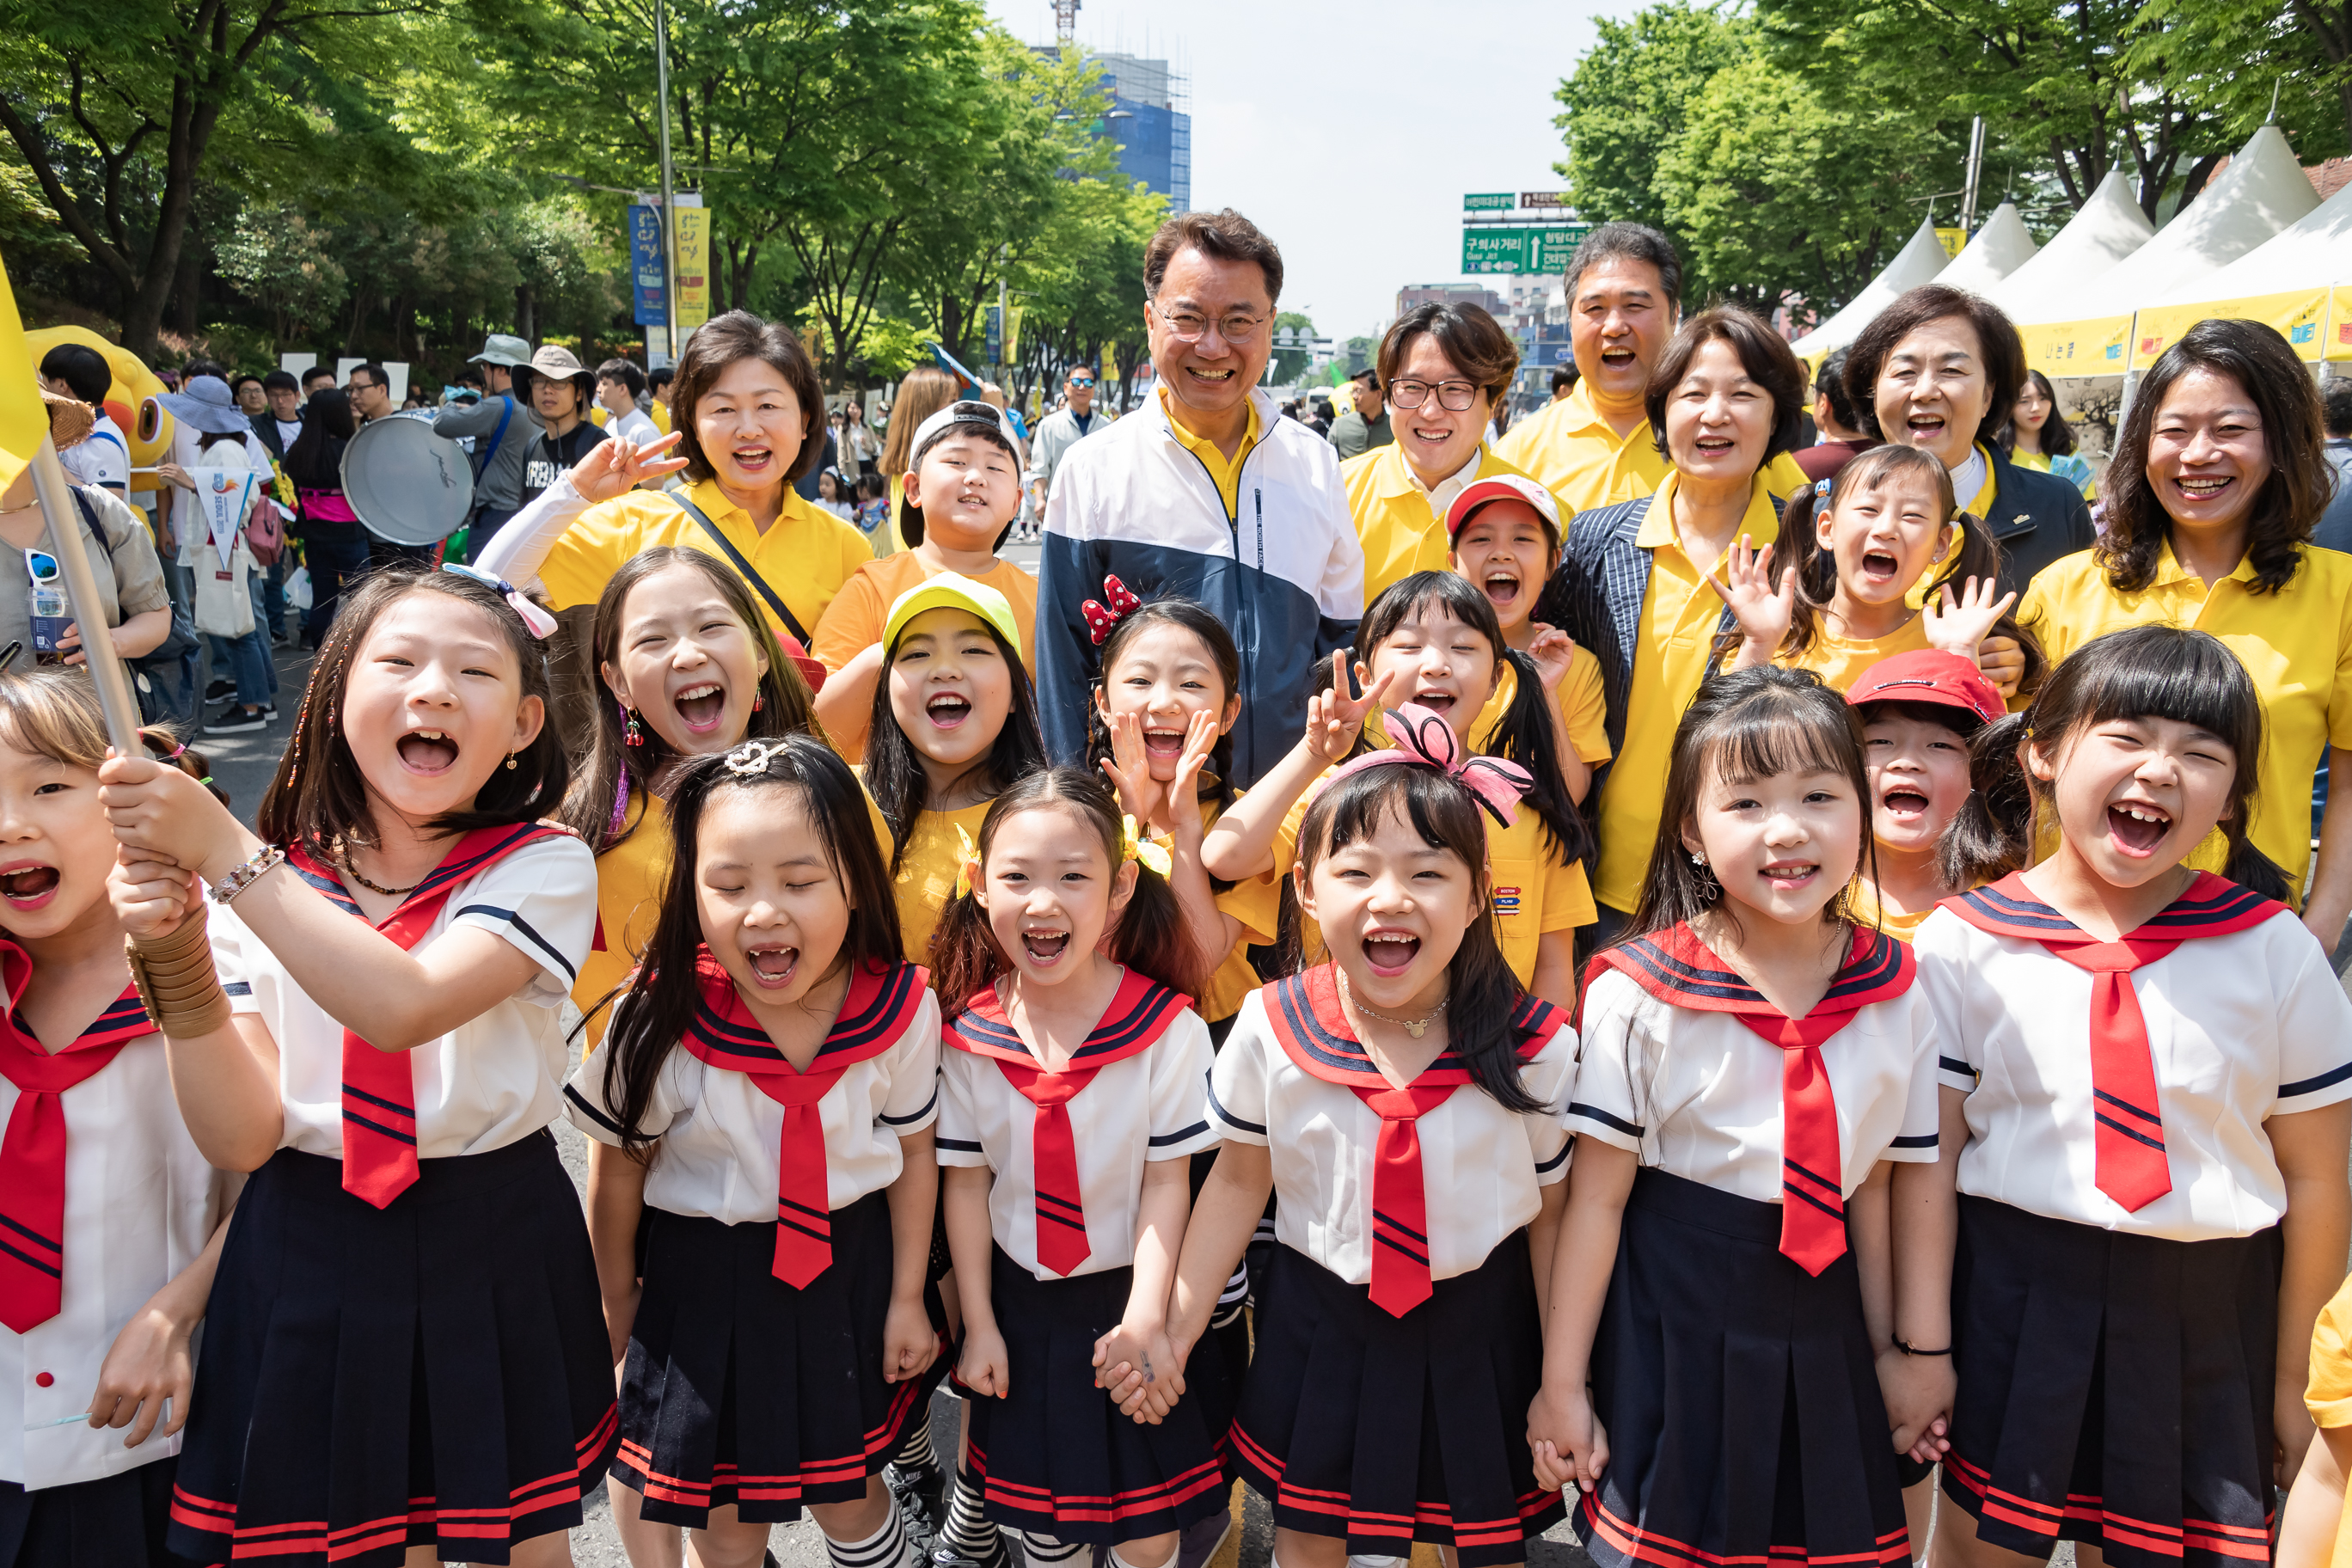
[217,831,597,1160]
[1206,968,1576,1287]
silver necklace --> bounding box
[1335,966,1448,1040]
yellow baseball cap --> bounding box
[883,572,1024,658]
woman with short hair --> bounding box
[2018,316,2352,943]
[1845,285,2096,595]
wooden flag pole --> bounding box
[24,436,144,753]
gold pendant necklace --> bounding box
[1336,967,1448,1039]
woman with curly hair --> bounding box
[2018,316,2352,944]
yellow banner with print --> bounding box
[2326,287,2352,362]
[0,256,50,490]
[673,207,711,331]
[2129,287,2331,370]
[2020,315,2132,377]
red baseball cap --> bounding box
[1444,474,1562,543]
[1846,649,2002,728]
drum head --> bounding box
[339,411,474,546]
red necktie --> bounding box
[995,1059,1106,1277]
[1353,1081,1459,1317]
[2039,936,2180,1213]
[1729,1012,1854,1277]
[0,974,150,1334]
[741,1062,854,1288]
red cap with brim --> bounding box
[1444,474,1563,543]
[1846,648,2002,727]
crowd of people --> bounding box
[9,199,2352,1568]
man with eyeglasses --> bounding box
[1027,364,1112,517]
[346,364,395,425]
[1033,208,1363,790]
[1326,369,1392,461]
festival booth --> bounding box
[1928,201,2038,295]
[2012,126,2317,377]
[2126,174,2352,369]
[1787,217,1953,365]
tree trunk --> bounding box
[515,283,536,343]
[171,240,203,339]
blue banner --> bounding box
[629,205,667,328]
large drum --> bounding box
[339,409,474,546]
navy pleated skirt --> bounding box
[959,1245,1231,1545]
[615,1191,945,1526]
[1576,1169,1908,1568]
[1229,1233,1564,1568]
[0,1456,175,1568]
[1939,1195,2281,1568]
[165,1135,619,1568]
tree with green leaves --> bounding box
[1267,310,1319,386]
[2128,0,2352,168]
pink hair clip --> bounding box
[443,563,557,640]
[1326,702,1534,827]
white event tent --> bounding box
[1929,202,2038,295]
[1787,217,1951,362]
[1983,170,2153,324]
[2128,169,2352,367]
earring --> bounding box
[1688,848,1721,901]
[622,704,645,747]
[505,753,519,770]
[752,692,765,712]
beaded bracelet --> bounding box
[208,845,285,905]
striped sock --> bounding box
[936,1467,1001,1564]
[824,1506,910,1568]
[892,1418,940,1473]
[1016,1535,1089,1565]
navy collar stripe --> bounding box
[687,959,925,1070]
[942,971,1187,1067]
[1951,871,2285,945]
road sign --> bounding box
[1461,224,1592,275]
[1463,193,1514,212]
[1520,191,1570,209]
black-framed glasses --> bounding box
[1150,301,1271,346]
[1387,378,1480,412]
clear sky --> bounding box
[983,0,1629,346]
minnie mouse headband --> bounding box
[1081,574,1143,646]
[1326,702,1533,828]
[441,563,556,640]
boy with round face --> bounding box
[1847,647,2005,939]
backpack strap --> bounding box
[666,491,812,646]
[476,395,516,479]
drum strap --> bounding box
[475,395,515,481]
[667,493,812,646]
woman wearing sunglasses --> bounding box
[0,394,174,677]
[1343,301,1558,603]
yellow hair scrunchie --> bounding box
[954,824,980,900]
[1120,814,1173,878]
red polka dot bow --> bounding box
[1081,574,1143,645]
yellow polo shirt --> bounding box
[574,790,671,1047]
[1595,473,1785,914]
[1744,617,1933,694]
[2019,542,2352,902]
[539,477,873,647]
[1470,651,1614,767]
[1203,798,1279,1024]
[813,551,1039,675]
[2305,1274,2352,1568]
[1162,388,1261,522]
[1344,443,1553,604]
[1495,379,1810,517]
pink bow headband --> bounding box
[1327,702,1534,827]
[1081,574,1142,645]
[443,563,556,640]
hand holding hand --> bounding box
[1093,1321,1185,1424]
[109,850,199,941]
[1304,651,1393,763]
[1876,1347,1956,1463]
[1706,536,1795,656]
[569,431,689,503]
[99,751,246,880]
[1526,1381,1608,1494]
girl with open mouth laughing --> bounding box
[566,735,946,1568]
[98,565,611,1568]
[1915,624,2352,1568]
[1204,572,1591,1006]
[1532,665,1944,1568]
[0,671,234,1563]
[1713,443,2040,701]
[928,767,1224,1568]
[1155,738,1577,1568]
[560,546,826,1052]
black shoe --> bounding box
[930,1539,1011,1568]
[204,677,235,701]
[202,706,269,734]
[886,1461,945,1553]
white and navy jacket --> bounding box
[1036,387,1364,787]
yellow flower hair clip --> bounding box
[954,824,980,899]
[1120,814,1173,878]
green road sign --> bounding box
[1463,193,1514,212]
[1461,224,1592,274]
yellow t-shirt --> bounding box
[650,400,671,435]
[1343,442,1554,606]
[1770,616,1933,694]
[1262,763,1594,985]
[1470,649,1614,767]
[2019,542,2352,903]
[1595,473,1785,915]
[541,477,873,649]
[1494,379,1810,518]
[1202,798,1278,1024]
[2307,1272,2352,1568]
[870,793,995,970]
[813,551,1040,675]
[1161,388,1261,523]
[1846,882,1937,943]
[573,790,672,1046]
